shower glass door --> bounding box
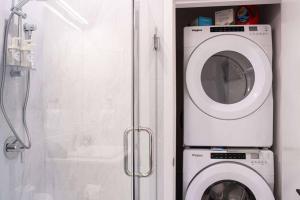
[0,0,162,199]
[25,0,134,199]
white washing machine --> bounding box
[183,149,275,200]
[184,25,273,147]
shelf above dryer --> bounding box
[175,0,282,8]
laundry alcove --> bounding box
[175,2,282,200]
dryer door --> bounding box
[186,35,272,120]
[185,162,275,200]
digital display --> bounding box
[210,26,244,32]
[249,26,258,31]
[211,153,246,159]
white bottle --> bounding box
[7,37,21,66]
[21,39,34,68]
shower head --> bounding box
[13,0,31,10]
[12,0,47,10]
[10,0,31,18]
[11,0,47,18]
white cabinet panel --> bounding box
[282,149,300,199]
[176,0,281,8]
[280,0,300,199]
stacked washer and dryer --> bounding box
[183,25,275,200]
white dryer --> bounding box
[183,149,275,200]
[184,25,273,147]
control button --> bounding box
[251,153,259,159]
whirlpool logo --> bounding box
[192,29,203,32]
[192,154,203,157]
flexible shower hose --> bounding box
[0,12,31,149]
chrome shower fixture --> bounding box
[11,7,27,18]
[24,23,37,39]
[11,0,30,18]
[1,0,41,159]
[11,0,47,18]
[14,0,48,9]
[13,0,31,10]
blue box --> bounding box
[192,16,213,26]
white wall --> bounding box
[279,0,300,199]
[0,1,41,199]
[0,1,11,199]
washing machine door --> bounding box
[186,35,272,119]
[185,162,275,200]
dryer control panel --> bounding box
[210,26,245,32]
[208,25,270,33]
[211,153,246,159]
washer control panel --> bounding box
[184,149,275,193]
[208,150,273,167]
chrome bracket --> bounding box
[10,69,23,77]
[153,31,160,51]
[10,7,27,19]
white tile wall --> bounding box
[0,1,24,199]
[280,0,300,199]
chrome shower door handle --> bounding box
[123,127,153,177]
[138,127,153,177]
[124,128,134,176]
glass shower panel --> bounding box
[132,0,164,199]
[4,0,134,199]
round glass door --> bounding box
[201,51,255,104]
[185,35,272,119]
[184,162,275,200]
[202,180,256,200]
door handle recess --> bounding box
[124,127,153,177]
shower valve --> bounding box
[6,141,25,153]
[3,136,25,159]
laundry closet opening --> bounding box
[175,3,281,200]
